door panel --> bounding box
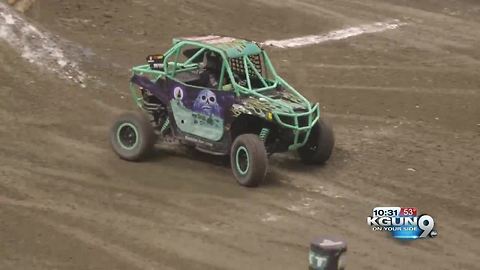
[167,79,235,141]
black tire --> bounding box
[298,118,334,165]
[230,134,268,187]
[110,111,156,161]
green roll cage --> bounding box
[129,38,320,150]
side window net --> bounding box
[230,57,245,76]
[230,55,263,80]
[248,54,262,74]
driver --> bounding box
[200,51,222,89]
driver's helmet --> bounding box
[205,51,222,72]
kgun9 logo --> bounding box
[367,207,438,240]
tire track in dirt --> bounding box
[310,84,479,95]
[0,197,173,270]
[0,2,86,85]
[0,167,312,269]
[306,63,480,72]
[0,165,260,268]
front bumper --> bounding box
[272,103,320,150]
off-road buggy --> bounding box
[110,36,334,187]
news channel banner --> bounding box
[307,207,437,270]
[367,207,438,239]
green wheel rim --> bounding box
[116,123,139,150]
[235,146,250,175]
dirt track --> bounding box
[1,0,479,269]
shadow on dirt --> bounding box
[148,145,295,188]
[149,145,230,167]
[144,144,352,189]
[270,146,351,173]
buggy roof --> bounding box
[173,35,262,58]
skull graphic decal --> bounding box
[193,89,221,117]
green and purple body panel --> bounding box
[129,36,320,153]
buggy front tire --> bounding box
[298,118,334,165]
[110,111,156,161]
[230,134,268,187]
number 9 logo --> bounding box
[418,215,435,238]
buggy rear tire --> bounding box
[298,118,334,165]
[110,111,156,161]
[230,134,268,187]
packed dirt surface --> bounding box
[1,0,479,269]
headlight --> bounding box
[266,112,273,121]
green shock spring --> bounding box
[160,118,170,134]
[259,128,270,141]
